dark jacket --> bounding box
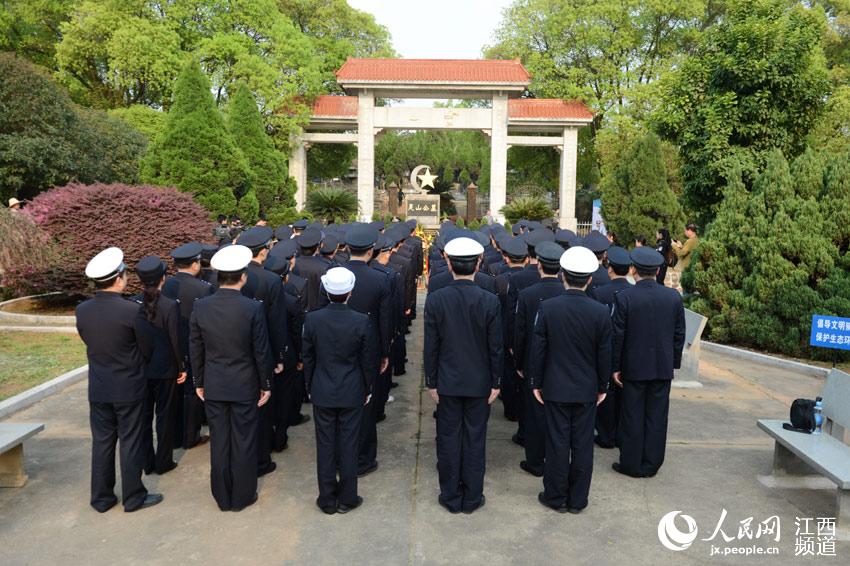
[424,280,503,397]
[428,269,497,295]
[189,288,272,402]
[655,239,672,284]
[161,271,214,369]
[302,303,378,408]
[529,290,612,403]
[76,291,147,403]
[514,277,566,372]
[612,279,686,381]
[505,263,541,349]
[243,260,286,364]
[590,277,632,315]
[130,293,182,380]
[587,264,611,297]
[371,261,403,338]
[293,255,330,311]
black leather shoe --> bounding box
[273,441,288,453]
[376,413,387,423]
[155,461,178,475]
[511,434,525,447]
[337,496,363,514]
[520,461,543,477]
[258,462,277,477]
[538,492,568,513]
[292,414,310,427]
[232,492,259,512]
[390,381,400,388]
[317,500,337,515]
[357,462,378,477]
[594,436,615,449]
[612,462,644,478]
[125,493,163,512]
[567,507,583,514]
[462,495,485,514]
[438,498,461,514]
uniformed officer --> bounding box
[199,244,219,287]
[190,245,273,511]
[612,247,685,478]
[291,218,309,237]
[514,241,568,478]
[76,247,163,512]
[303,267,378,514]
[590,246,633,449]
[428,231,498,295]
[326,224,392,476]
[238,226,286,477]
[424,237,502,514]
[530,245,612,514]
[319,234,339,266]
[554,229,578,251]
[293,228,329,311]
[582,230,611,295]
[495,237,529,424]
[162,242,214,449]
[132,256,184,476]
[369,234,403,422]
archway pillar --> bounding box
[489,93,508,224]
[357,91,375,221]
[288,136,308,210]
[558,127,579,231]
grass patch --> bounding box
[0,331,87,400]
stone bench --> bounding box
[0,423,44,487]
[672,308,707,388]
[757,369,850,533]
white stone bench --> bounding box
[758,369,850,532]
[0,423,44,487]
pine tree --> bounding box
[599,132,684,244]
[225,83,291,212]
[140,59,248,216]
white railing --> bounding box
[576,221,593,236]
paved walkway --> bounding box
[1,292,848,565]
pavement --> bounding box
[1,291,849,565]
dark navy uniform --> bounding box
[427,269,497,295]
[190,288,273,511]
[514,276,566,476]
[130,293,182,475]
[530,289,612,511]
[424,279,502,514]
[303,303,378,512]
[370,259,402,419]
[590,277,632,448]
[495,265,524,422]
[162,270,213,448]
[612,278,685,478]
[294,254,330,311]
[587,264,611,296]
[77,291,150,512]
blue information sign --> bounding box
[810,315,850,351]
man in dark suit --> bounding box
[530,245,612,514]
[77,247,163,513]
[425,237,502,514]
[495,238,528,424]
[589,246,633,449]
[514,242,568,478]
[162,242,214,449]
[612,247,686,478]
[190,245,273,512]
[325,225,392,476]
[238,226,286,477]
[369,234,402,421]
[293,228,329,311]
[303,267,378,514]
[582,230,611,296]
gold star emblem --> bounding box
[417,168,438,190]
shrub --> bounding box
[306,187,358,223]
[20,182,214,295]
[140,59,249,217]
[0,208,61,299]
[237,190,260,226]
[108,105,167,141]
[688,148,850,361]
[500,196,552,223]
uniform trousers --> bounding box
[594,385,622,448]
[89,400,148,512]
[436,395,490,513]
[175,377,205,448]
[313,405,362,509]
[257,400,274,474]
[358,392,379,473]
[375,362,392,419]
[392,331,406,376]
[290,370,306,422]
[205,399,258,511]
[618,379,671,476]
[542,401,596,510]
[143,378,177,474]
[500,358,521,422]
[272,366,298,450]
[523,381,546,474]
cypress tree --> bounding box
[225,83,291,212]
[141,59,248,216]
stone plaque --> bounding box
[405,194,440,228]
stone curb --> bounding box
[0,326,78,333]
[0,293,76,326]
[0,365,88,420]
[702,341,829,379]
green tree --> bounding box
[141,59,249,216]
[108,105,166,141]
[599,132,684,244]
[226,83,291,212]
[0,0,76,69]
[654,0,831,224]
[237,190,261,225]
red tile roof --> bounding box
[311,95,358,117]
[509,99,593,121]
[336,58,531,84]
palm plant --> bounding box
[500,195,553,223]
[306,187,358,223]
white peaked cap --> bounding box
[444,237,484,258]
[211,244,252,272]
[85,247,125,282]
[321,267,356,295]
[559,245,598,276]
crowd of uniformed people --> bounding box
[76,215,684,516]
